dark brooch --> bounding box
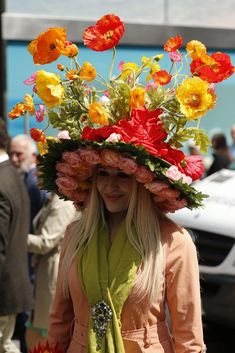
[92,300,112,350]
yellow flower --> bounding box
[79,62,96,81]
[24,94,35,115]
[186,40,207,60]
[120,62,139,79]
[37,136,57,155]
[176,77,213,120]
[129,87,145,108]
[35,70,64,109]
[8,103,25,119]
[88,102,109,125]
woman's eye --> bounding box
[117,172,130,179]
[98,170,109,177]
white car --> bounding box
[169,169,235,328]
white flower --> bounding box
[57,130,71,139]
[105,133,121,143]
[181,174,192,185]
[165,166,182,181]
[99,95,110,105]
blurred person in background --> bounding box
[229,124,235,161]
[206,132,232,176]
[25,190,78,349]
[9,135,47,353]
[9,134,47,232]
[0,119,34,353]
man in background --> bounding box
[0,119,34,353]
[9,134,47,232]
[9,134,47,353]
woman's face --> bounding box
[96,166,133,214]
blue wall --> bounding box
[6,42,235,150]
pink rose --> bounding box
[100,149,120,168]
[55,162,77,176]
[62,151,84,168]
[160,188,180,200]
[165,165,182,181]
[79,149,101,165]
[55,176,78,190]
[144,180,168,194]
[135,166,154,183]
[119,156,138,174]
[156,198,187,213]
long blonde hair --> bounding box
[61,177,163,303]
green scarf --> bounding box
[78,221,141,353]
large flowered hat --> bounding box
[9,14,234,212]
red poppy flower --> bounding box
[82,125,114,141]
[190,52,234,83]
[152,70,172,85]
[30,128,46,143]
[164,36,183,52]
[83,14,125,51]
[182,155,204,180]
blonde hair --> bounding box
[61,177,163,303]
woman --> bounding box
[10,13,234,353]
[43,162,206,353]
[25,192,78,349]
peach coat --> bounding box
[47,217,206,353]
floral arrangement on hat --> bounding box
[29,341,63,353]
[9,14,234,212]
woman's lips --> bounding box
[105,194,123,201]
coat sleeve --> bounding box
[27,200,77,255]
[165,228,206,353]
[46,223,75,352]
[0,192,11,273]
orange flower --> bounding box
[164,36,183,52]
[66,69,79,80]
[88,102,109,125]
[83,14,125,51]
[28,27,66,64]
[79,62,96,81]
[59,41,79,57]
[57,63,64,71]
[30,128,46,143]
[129,87,145,108]
[24,94,35,115]
[152,70,172,85]
[8,103,24,119]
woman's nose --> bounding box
[105,177,119,191]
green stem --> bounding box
[109,47,116,81]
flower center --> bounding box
[104,30,114,40]
[186,94,201,107]
[50,43,56,51]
